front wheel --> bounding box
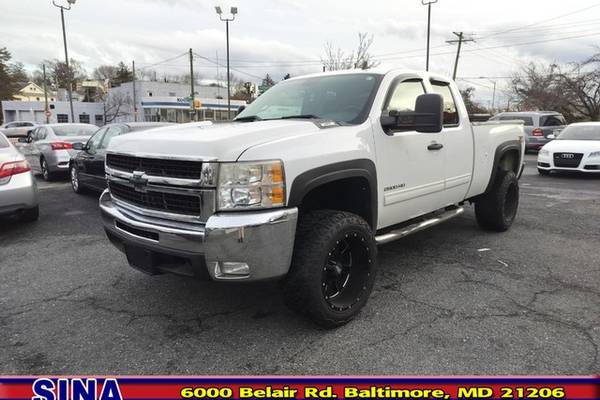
[70,164,84,194]
[283,210,377,328]
[475,170,519,232]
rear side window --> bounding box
[0,134,9,148]
[541,115,565,127]
[498,116,534,126]
[431,81,459,126]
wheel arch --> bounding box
[483,140,522,194]
[287,159,378,229]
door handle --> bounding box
[427,143,444,151]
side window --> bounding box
[98,127,122,150]
[431,81,459,126]
[384,79,425,113]
[87,128,106,153]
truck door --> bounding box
[428,80,474,204]
[373,76,447,228]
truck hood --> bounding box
[107,120,325,161]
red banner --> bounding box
[0,377,598,400]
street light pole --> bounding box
[216,6,237,119]
[422,0,438,72]
[53,0,77,123]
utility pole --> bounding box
[132,60,137,122]
[446,31,474,80]
[421,0,438,71]
[53,1,76,122]
[189,48,195,121]
[215,6,237,119]
[42,64,49,124]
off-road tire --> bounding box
[283,210,377,328]
[20,205,39,222]
[475,170,519,232]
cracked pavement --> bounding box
[1,154,599,374]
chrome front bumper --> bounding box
[99,190,298,281]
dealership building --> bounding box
[2,80,248,125]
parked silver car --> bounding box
[490,111,566,152]
[18,123,98,181]
[0,121,37,142]
[0,132,39,222]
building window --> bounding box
[168,92,176,97]
[95,114,104,124]
[79,114,90,123]
[57,114,68,123]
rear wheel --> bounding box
[475,170,519,232]
[40,157,55,181]
[283,210,377,328]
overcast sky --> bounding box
[2,0,600,105]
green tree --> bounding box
[113,62,133,86]
[0,47,29,123]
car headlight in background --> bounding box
[589,151,600,158]
[217,160,285,210]
[538,149,550,157]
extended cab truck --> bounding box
[99,69,525,327]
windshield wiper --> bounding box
[279,114,320,120]
[234,115,263,122]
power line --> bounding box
[478,3,600,40]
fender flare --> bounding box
[287,159,378,228]
[483,139,522,194]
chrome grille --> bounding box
[109,181,201,216]
[106,154,203,180]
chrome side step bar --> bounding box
[375,206,464,245]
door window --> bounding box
[99,127,123,150]
[86,128,106,153]
[431,81,459,126]
[35,128,47,141]
[384,79,425,113]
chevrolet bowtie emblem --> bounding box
[130,170,148,192]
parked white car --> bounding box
[99,69,525,327]
[537,122,600,174]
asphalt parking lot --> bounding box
[1,154,599,374]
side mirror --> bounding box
[547,134,556,140]
[72,142,85,150]
[380,93,444,133]
[236,105,246,116]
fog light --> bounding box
[222,262,250,275]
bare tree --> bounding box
[321,32,380,71]
[559,53,600,121]
[459,87,488,114]
[97,91,133,123]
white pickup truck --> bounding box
[100,69,525,327]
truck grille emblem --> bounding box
[130,170,148,192]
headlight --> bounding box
[538,149,550,157]
[589,151,600,158]
[217,160,285,210]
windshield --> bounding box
[52,125,98,137]
[235,73,383,124]
[558,125,600,140]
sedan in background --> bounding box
[0,132,39,222]
[0,121,37,142]
[69,122,173,193]
[490,111,566,152]
[537,122,600,175]
[19,123,98,181]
